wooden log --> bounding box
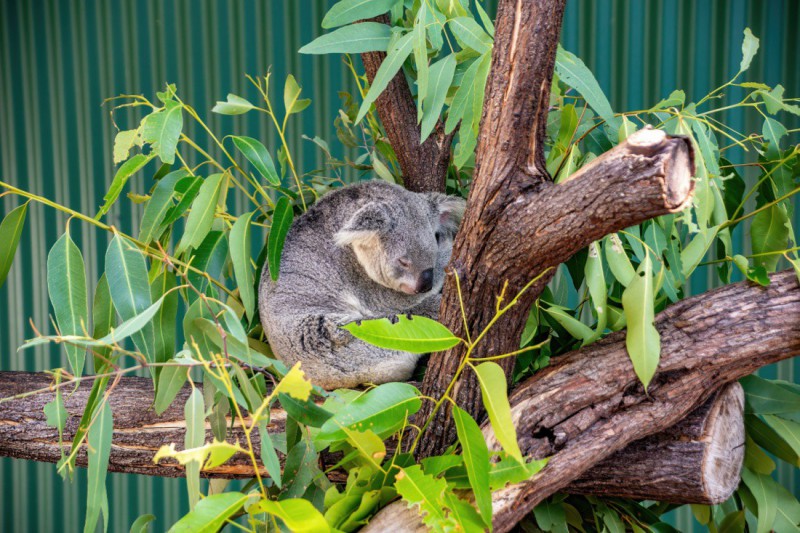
[568,382,745,504]
[0,372,742,498]
[364,270,800,532]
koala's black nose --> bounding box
[417,269,434,293]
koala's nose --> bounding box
[417,269,434,293]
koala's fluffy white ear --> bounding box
[428,193,466,236]
[335,202,394,247]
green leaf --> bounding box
[257,422,282,487]
[142,100,183,165]
[84,401,113,533]
[317,382,421,442]
[449,17,492,54]
[762,116,787,150]
[167,492,246,533]
[185,230,228,299]
[230,211,256,321]
[420,54,457,142]
[150,270,178,364]
[113,128,141,164]
[739,28,760,73]
[756,84,800,116]
[622,253,660,390]
[747,414,800,466]
[177,173,225,253]
[129,514,156,533]
[154,364,189,415]
[139,170,188,243]
[273,362,313,402]
[94,295,166,348]
[534,500,567,533]
[162,176,203,227]
[47,233,89,377]
[0,202,28,289]
[211,94,254,115]
[750,204,789,271]
[184,387,205,510]
[342,314,460,353]
[605,235,635,287]
[341,426,387,470]
[321,0,396,29]
[488,455,548,490]
[231,136,280,186]
[283,436,322,498]
[300,22,392,54]
[584,241,607,343]
[474,362,523,462]
[283,74,311,116]
[414,5,430,122]
[453,406,491,526]
[542,305,594,344]
[740,468,776,533]
[44,388,67,460]
[105,235,154,360]
[97,153,155,218]
[356,31,414,123]
[279,393,333,428]
[555,46,621,133]
[249,498,330,533]
[267,196,294,281]
[394,465,457,531]
[762,414,800,460]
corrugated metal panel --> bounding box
[0,1,796,531]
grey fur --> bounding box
[259,180,465,389]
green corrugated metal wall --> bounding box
[0,1,797,531]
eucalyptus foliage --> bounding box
[1,0,800,532]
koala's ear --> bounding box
[428,193,466,236]
[335,202,394,247]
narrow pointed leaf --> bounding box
[420,54,457,141]
[0,202,28,288]
[154,364,189,415]
[321,0,396,29]
[142,100,183,165]
[453,406,491,526]
[167,492,246,533]
[231,136,280,186]
[139,170,188,243]
[449,17,492,54]
[184,388,205,510]
[97,153,155,218]
[474,362,523,462]
[230,211,256,321]
[84,401,113,533]
[211,94,254,115]
[622,253,660,389]
[300,22,391,54]
[48,232,89,376]
[177,173,224,253]
[356,32,414,123]
[267,196,294,281]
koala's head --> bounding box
[335,191,466,295]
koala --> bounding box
[259,180,465,390]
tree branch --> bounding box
[360,16,453,192]
[415,126,694,457]
[365,270,800,532]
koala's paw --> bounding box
[298,315,352,351]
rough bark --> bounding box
[0,373,341,481]
[412,0,697,458]
[360,16,453,193]
[367,270,800,532]
[568,382,745,504]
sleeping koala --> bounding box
[259,180,465,389]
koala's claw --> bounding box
[388,314,400,325]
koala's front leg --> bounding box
[406,293,442,320]
[296,314,353,352]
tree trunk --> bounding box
[360,16,453,193]
[366,270,800,532]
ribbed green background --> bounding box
[1,1,797,531]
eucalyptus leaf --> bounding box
[139,170,188,243]
[622,253,660,390]
[142,100,183,165]
[177,173,225,253]
[299,22,392,54]
[230,211,256,321]
[154,364,189,415]
[267,196,294,281]
[0,202,28,288]
[474,362,523,462]
[317,382,421,442]
[47,232,89,377]
[97,153,155,218]
[356,32,414,124]
[448,17,492,54]
[283,74,311,116]
[342,314,460,353]
[750,204,789,271]
[249,498,330,533]
[420,54,456,142]
[453,406,491,525]
[739,28,760,73]
[84,401,112,533]
[211,94,254,115]
[184,388,205,510]
[555,46,621,134]
[167,492,246,533]
[321,0,396,29]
